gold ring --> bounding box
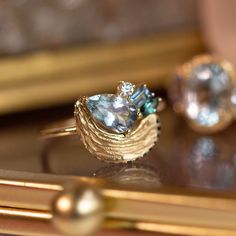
[41,81,162,163]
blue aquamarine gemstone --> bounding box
[130,85,152,108]
[86,94,137,133]
[141,98,158,116]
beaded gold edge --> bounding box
[74,96,160,163]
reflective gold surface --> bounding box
[38,108,236,193]
[0,107,236,235]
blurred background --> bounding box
[0,0,203,115]
[0,0,198,54]
[0,0,235,115]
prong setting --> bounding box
[117,81,135,98]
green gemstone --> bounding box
[141,97,158,116]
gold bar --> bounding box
[0,206,59,236]
[0,170,236,235]
[105,220,236,236]
[0,207,51,220]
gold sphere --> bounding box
[51,183,105,236]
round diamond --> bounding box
[117,81,135,97]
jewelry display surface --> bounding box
[1,106,236,235]
[0,107,236,192]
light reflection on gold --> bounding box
[0,206,52,220]
[52,183,105,236]
[77,191,100,215]
[56,195,72,213]
[93,163,161,188]
[102,188,236,212]
[135,222,236,236]
[0,179,62,191]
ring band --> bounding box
[41,81,162,163]
[41,119,77,138]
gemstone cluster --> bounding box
[86,81,159,133]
